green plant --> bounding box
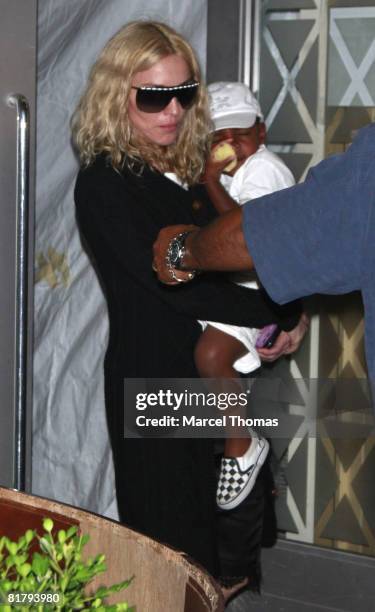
[0,518,135,611]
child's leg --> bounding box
[195,324,269,510]
[195,324,250,457]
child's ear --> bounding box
[258,122,266,144]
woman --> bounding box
[72,21,302,589]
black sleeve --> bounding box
[75,165,301,330]
[257,290,302,332]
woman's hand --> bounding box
[283,312,309,354]
[257,313,309,362]
[257,330,292,362]
[152,224,197,285]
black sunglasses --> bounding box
[131,81,199,113]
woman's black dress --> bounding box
[74,154,300,577]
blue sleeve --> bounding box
[242,134,370,305]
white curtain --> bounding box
[33,0,207,518]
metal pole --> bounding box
[6,93,30,491]
[238,0,252,85]
[238,0,262,93]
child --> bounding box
[195,81,296,511]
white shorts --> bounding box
[198,320,261,374]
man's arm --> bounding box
[154,128,370,296]
[185,208,253,270]
[152,208,309,362]
[152,208,253,284]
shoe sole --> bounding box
[217,438,270,511]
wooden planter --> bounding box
[0,487,224,611]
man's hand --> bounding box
[257,313,309,362]
[152,224,197,285]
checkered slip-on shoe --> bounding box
[217,435,270,510]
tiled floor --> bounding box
[226,540,375,612]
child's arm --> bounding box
[203,145,239,215]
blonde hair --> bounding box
[72,21,211,185]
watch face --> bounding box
[169,240,181,266]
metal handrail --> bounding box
[6,93,30,491]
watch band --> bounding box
[165,231,196,281]
[170,231,189,270]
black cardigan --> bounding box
[74,155,300,575]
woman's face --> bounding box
[128,54,192,146]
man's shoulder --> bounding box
[349,124,375,169]
[310,122,375,187]
[356,123,375,148]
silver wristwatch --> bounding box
[165,231,196,282]
[166,231,191,270]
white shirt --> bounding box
[221,144,295,205]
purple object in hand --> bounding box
[255,324,280,349]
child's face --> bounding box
[212,122,266,173]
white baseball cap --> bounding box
[208,81,264,131]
